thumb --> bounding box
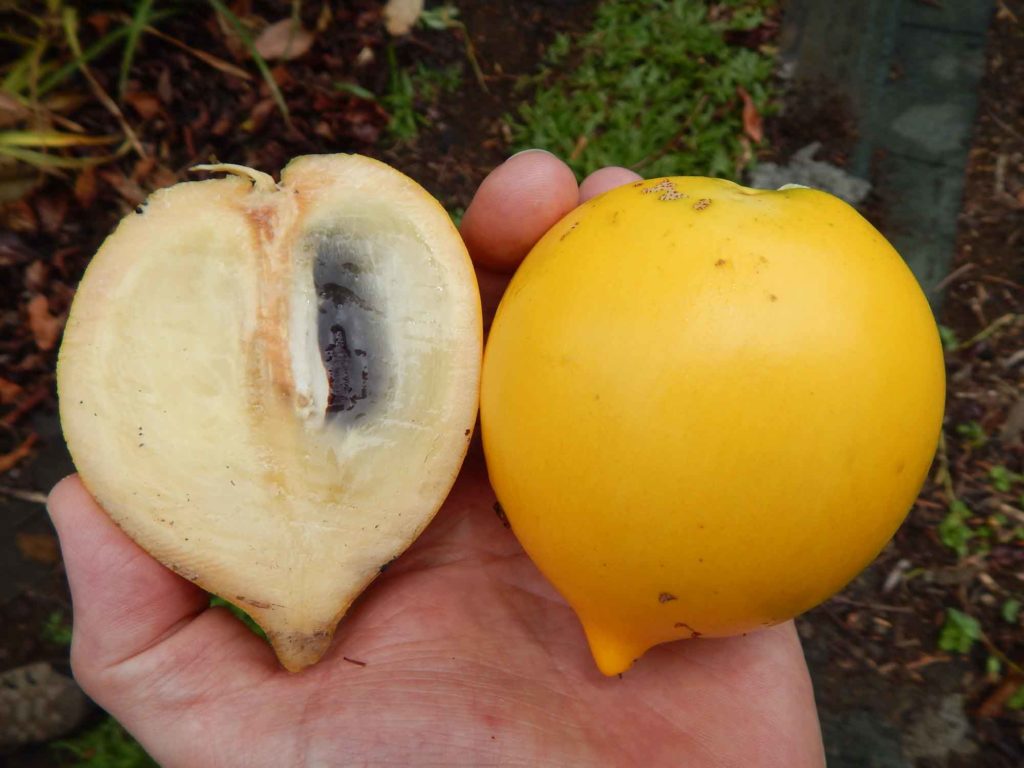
[47,476,276,720]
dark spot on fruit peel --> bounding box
[768,293,778,302]
[493,502,510,529]
[693,198,711,211]
[714,259,727,267]
[674,622,702,638]
[658,592,677,603]
[378,557,397,574]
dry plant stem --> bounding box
[61,9,145,158]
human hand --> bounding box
[48,151,825,767]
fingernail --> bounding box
[507,148,557,162]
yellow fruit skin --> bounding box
[480,177,945,676]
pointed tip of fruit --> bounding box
[581,621,645,677]
[268,627,336,673]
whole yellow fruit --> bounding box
[480,177,945,676]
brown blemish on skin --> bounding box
[658,592,678,603]
[559,222,579,241]
[643,180,678,197]
[768,293,778,302]
[659,190,687,201]
[235,596,273,610]
[693,198,712,211]
[674,622,703,638]
[493,502,510,529]
[714,259,728,267]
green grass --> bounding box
[384,45,465,142]
[509,0,777,179]
[52,717,157,768]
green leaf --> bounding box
[985,655,1001,678]
[41,610,72,646]
[938,500,973,557]
[1002,598,1021,624]
[954,420,986,448]
[938,324,959,351]
[989,465,1022,493]
[938,608,981,654]
[209,595,267,639]
[1008,684,1024,710]
[334,81,377,101]
[119,0,155,100]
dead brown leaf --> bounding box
[24,260,47,293]
[36,193,68,235]
[124,91,163,121]
[0,376,23,404]
[26,294,65,351]
[15,531,59,565]
[2,200,38,234]
[98,168,145,206]
[255,19,315,61]
[0,432,38,473]
[74,165,98,207]
[384,0,423,35]
[737,85,763,144]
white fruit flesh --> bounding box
[58,154,481,671]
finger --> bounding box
[460,149,578,273]
[579,166,643,203]
[47,476,276,705]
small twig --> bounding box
[979,631,1024,678]
[988,108,1024,143]
[935,262,975,292]
[2,384,50,428]
[959,313,1019,350]
[0,484,48,505]
[827,595,916,614]
[142,24,253,81]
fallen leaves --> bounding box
[384,0,424,35]
[0,377,23,404]
[254,19,315,61]
[26,295,65,352]
[737,85,763,144]
[0,433,38,474]
[15,531,59,565]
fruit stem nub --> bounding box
[191,163,277,193]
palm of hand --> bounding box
[49,155,823,767]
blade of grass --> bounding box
[0,129,120,147]
[60,7,145,157]
[208,0,293,128]
[119,0,155,100]
[37,10,175,97]
[0,142,130,169]
[142,24,252,80]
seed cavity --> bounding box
[311,232,387,424]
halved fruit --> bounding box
[58,154,482,671]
